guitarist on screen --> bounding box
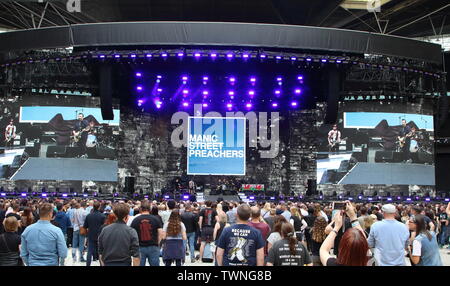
[398,119,412,163]
[72,113,90,158]
[4,119,16,148]
[328,124,341,153]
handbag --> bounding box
[79,226,88,236]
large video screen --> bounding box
[0,96,120,181]
[317,102,435,186]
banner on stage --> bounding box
[187,117,246,175]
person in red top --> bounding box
[248,206,270,258]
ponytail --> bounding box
[281,223,298,256]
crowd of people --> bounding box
[0,197,449,266]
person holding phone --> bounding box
[320,201,369,266]
[324,202,352,257]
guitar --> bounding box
[4,131,21,143]
[329,137,347,149]
[72,126,91,143]
[398,131,413,148]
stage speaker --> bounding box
[306,179,317,196]
[437,94,449,134]
[324,67,340,124]
[375,151,393,162]
[96,147,116,160]
[125,176,135,194]
[435,154,450,193]
[99,65,114,120]
[46,146,67,158]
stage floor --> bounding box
[338,162,435,185]
[10,157,118,182]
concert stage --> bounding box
[10,158,117,182]
[338,162,435,186]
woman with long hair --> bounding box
[408,214,442,266]
[310,216,327,266]
[20,207,34,233]
[267,215,287,252]
[266,223,312,266]
[320,202,370,266]
[162,209,187,266]
[261,203,271,219]
[289,207,308,243]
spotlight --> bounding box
[336,60,342,64]
[182,89,189,95]
[271,102,278,108]
[135,72,142,77]
[194,53,201,58]
[98,55,105,59]
[202,76,209,81]
[21,193,27,197]
[137,99,144,107]
[276,77,283,82]
[275,56,282,60]
[164,195,170,199]
[202,103,208,108]
[260,54,267,59]
[297,75,303,80]
[245,103,252,109]
[182,194,190,200]
[181,76,188,81]
[114,54,121,58]
[182,102,189,107]
[306,58,312,62]
[210,53,217,58]
[248,90,255,96]
[41,193,47,198]
[250,77,256,83]
[290,101,298,107]
[242,54,249,59]
[228,91,235,96]
[155,100,162,109]
[227,53,234,59]
[62,193,68,198]
[157,88,163,92]
[291,57,297,61]
[83,194,88,197]
[202,90,209,96]
[146,54,152,58]
[226,103,233,109]
[229,77,236,83]
[136,86,143,91]
[130,54,136,58]
[157,75,162,79]
[177,52,184,57]
[0,193,6,197]
[161,53,168,57]
[295,88,302,94]
[321,59,327,63]
[274,90,281,95]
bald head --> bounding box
[251,206,261,219]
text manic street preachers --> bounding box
[188,134,244,158]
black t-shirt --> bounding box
[310,239,323,256]
[0,232,20,253]
[267,239,312,266]
[181,211,198,234]
[329,218,352,256]
[439,213,448,227]
[199,208,217,228]
[326,257,343,266]
[130,214,162,247]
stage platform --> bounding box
[338,162,435,185]
[10,158,118,182]
[205,195,240,202]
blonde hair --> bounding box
[218,212,228,224]
[263,202,271,212]
[290,207,301,218]
[364,215,375,229]
[3,216,19,232]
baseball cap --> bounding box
[381,204,396,214]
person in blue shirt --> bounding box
[54,202,71,265]
[20,203,68,266]
[216,204,265,266]
[367,204,410,266]
[408,214,442,266]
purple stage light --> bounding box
[336,60,342,63]
[135,72,142,77]
[161,53,168,57]
[194,53,201,57]
[274,90,281,95]
[203,76,209,81]
[248,90,255,96]
[157,88,163,92]
[229,77,236,83]
[275,56,282,60]
[368,197,373,201]
[260,54,267,59]
[295,88,302,94]
[62,193,68,197]
[226,103,233,108]
[146,54,152,58]
[182,89,189,94]
[249,196,255,200]
[242,54,249,59]
[98,55,105,59]
[210,53,217,58]
[130,54,136,58]
[406,198,412,201]
[290,101,298,107]
[291,57,297,61]
[276,77,283,82]
[228,91,235,96]
[21,193,27,197]
[182,102,189,107]
[445,198,450,202]
[297,75,303,80]
[0,193,6,197]
[387,197,392,201]
[177,52,184,57]
[155,100,162,109]
[271,102,278,108]
[227,53,234,58]
[270,197,275,200]
[157,75,162,79]
[182,195,190,200]
[202,90,209,96]
[164,195,170,199]
[181,76,188,81]
[136,86,143,91]
[82,194,87,197]
[114,54,121,58]
[321,59,327,63]
[250,77,256,83]
[246,103,252,109]
[202,103,208,108]
[306,58,312,62]
[425,198,431,202]
[41,193,47,197]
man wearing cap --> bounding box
[367,204,410,266]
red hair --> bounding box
[337,228,369,266]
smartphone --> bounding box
[332,201,347,232]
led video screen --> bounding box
[317,102,435,186]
